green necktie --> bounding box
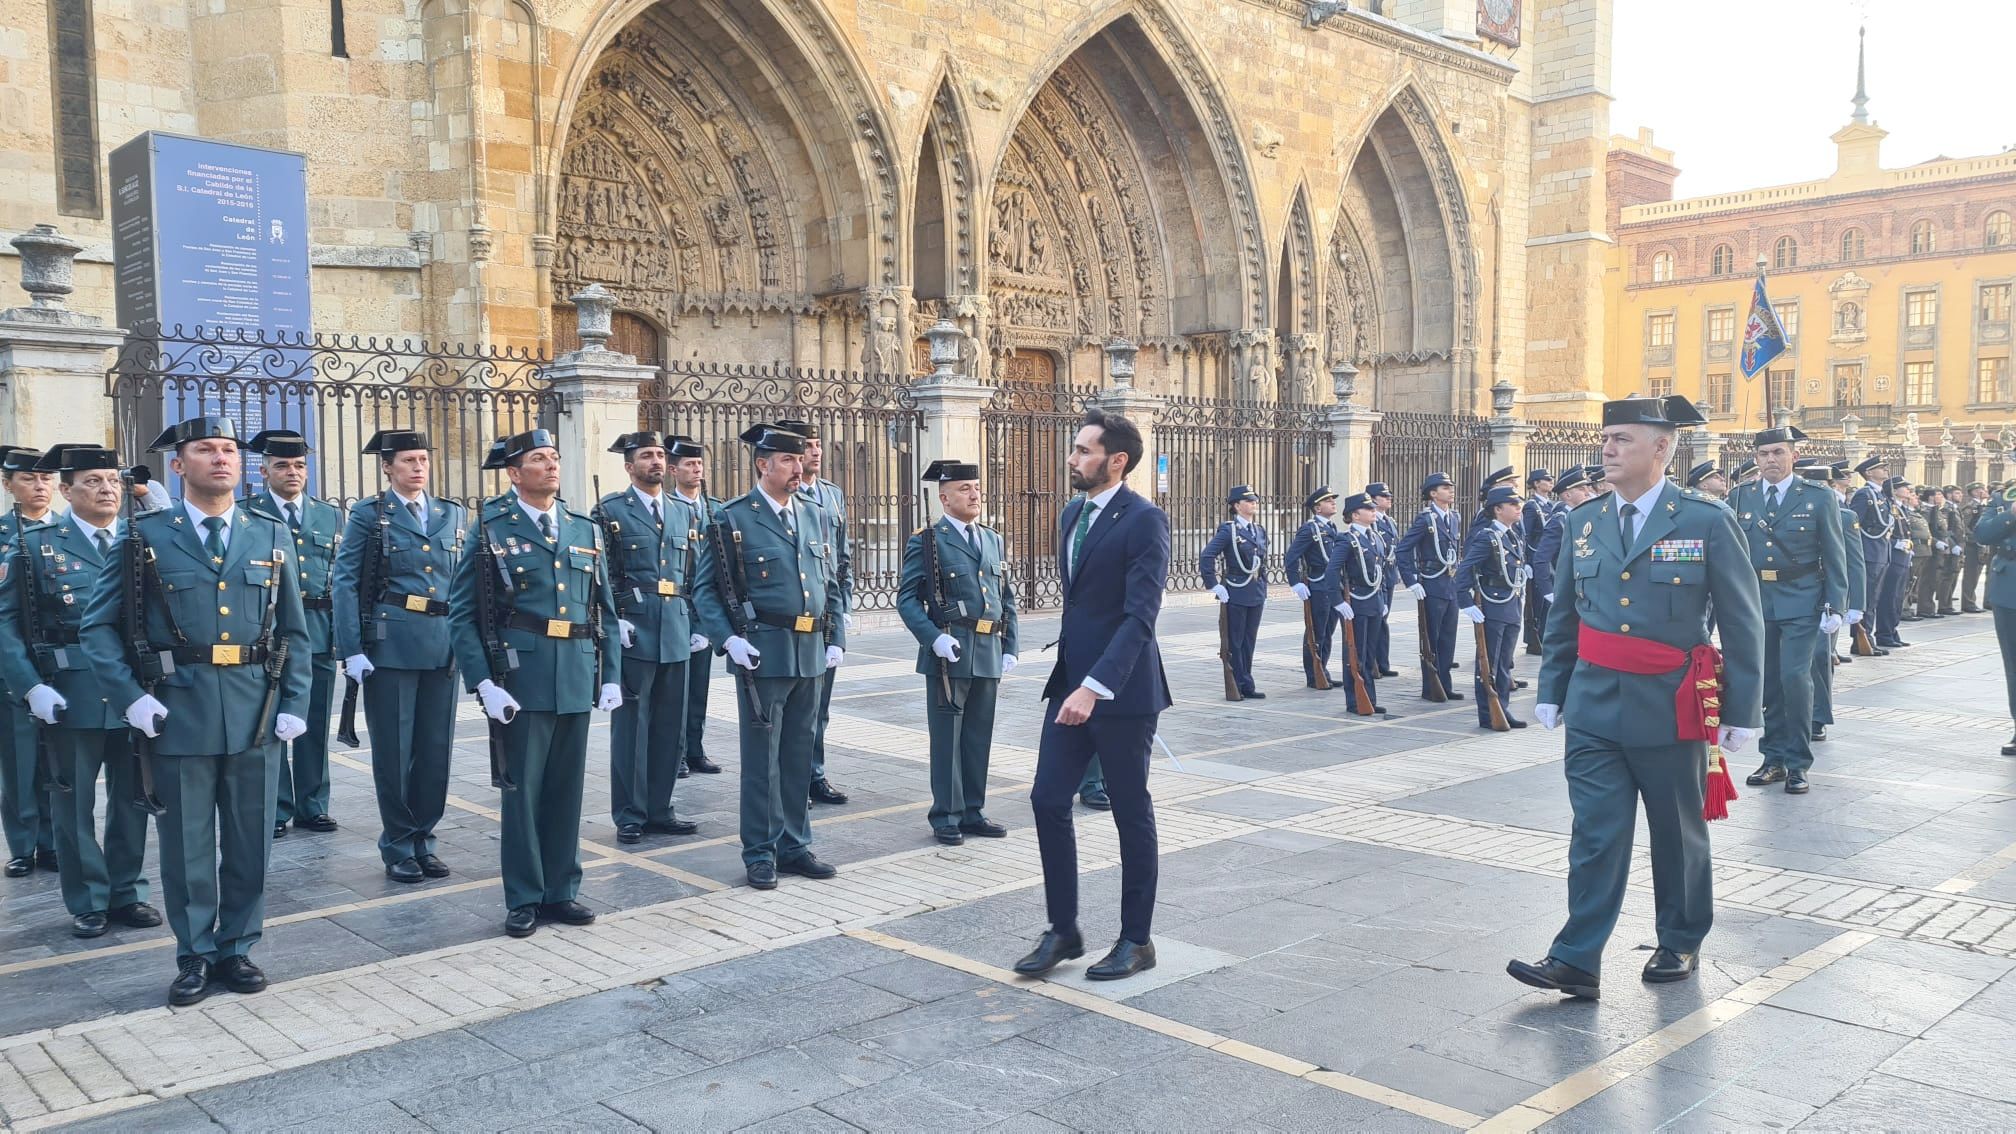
[202,515,226,561]
[95,530,112,556]
[1070,500,1098,575]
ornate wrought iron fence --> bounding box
[1524,419,1605,482]
[107,324,555,506]
[979,381,1100,609]
[1922,452,1948,487]
[639,362,923,611]
[1369,411,1493,506]
[1155,397,1333,592]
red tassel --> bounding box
[1703,747,1738,821]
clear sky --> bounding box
[1609,0,2015,199]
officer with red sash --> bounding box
[1508,395,1763,1000]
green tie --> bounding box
[95,530,112,556]
[1070,500,1098,575]
[202,515,226,561]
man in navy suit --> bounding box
[1014,408,1171,983]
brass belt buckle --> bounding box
[211,644,243,665]
[793,615,816,633]
[546,619,572,639]
[974,618,995,635]
[657,579,678,596]
[404,594,431,613]
[1759,569,1779,581]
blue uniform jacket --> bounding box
[1041,485,1172,716]
[331,492,469,670]
[1334,525,1388,618]
[1199,519,1268,606]
[1454,522,1526,625]
[1395,506,1461,598]
[1373,513,1401,595]
[1283,519,1339,596]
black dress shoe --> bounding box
[2003,736,2016,756]
[113,901,162,928]
[505,905,538,937]
[686,755,722,774]
[5,857,31,878]
[298,814,339,834]
[1447,692,1466,700]
[644,818,698,836]
[1087,938,1156,981]
[1379,669,1399,677]
[1513,679,1529,690]
[34,848,58,871]
[1902,614,1922,622]
[1506,956,1600,999]
[1964,604,1984,613]
[72,912,109,938]
[1745,763,1786,787]
[273,821,288,840]
[538,900,596,925]
[417,855,450,879]
[215,955,267,994]
[933,828,964,846]
[386,858,425,884]
[778,854,837,880]
[959,819,1008,838]
[809,778,850,805]
[1244,690,1267,700]
[1785,771,1811,794]
[1012,928,1085,976]
[1508,719,1529,729]
[1811,724,1828,742]
[617,823,644,845]
[169,957,212,1006]
[676,765,690,779]
[1079,789,1111,811]
[1642,947,1698,983]
[747,862,778,890]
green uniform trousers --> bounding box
[685,650,714,770]
[365,667,457,866]
[1,699,53,859]
[156,745,281,963]
[499,710,588,911]
[1759,617,1821,775]
[925,677,1000,831]
[1550,727,1713,976]
[809,666,837,781]
[277,653,338,824]
[610,657,688,828]
[738,675,819,867]
[1997,605,2016,730]
[1810,628,1839,727]
[51,728,151,918]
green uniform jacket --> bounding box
[1538,480,1765,745]
[448,499,619,712]
[1835,502,1868,613]
[0,519,123,730]
[798,478,852,612]
[692,489,847,679]
[0,512,54,698]
[895,518,1020,679]
[1727,476,1848,619]
[77,503,314,757]
[595,488,699,665]
[1908,508,1934,557]
[243,492,343,657]
[331,492,469,669]
[1974,496,2016,606]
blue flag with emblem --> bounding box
[1740,271,1788,378]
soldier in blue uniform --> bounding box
[1469,466,1516,535]
[897,459,1020,845]
[333,430,469,883]
[1200,485,1269,699]
[1727,425,1846,795]
[1849,456,1896,653]
[1877,475,1917,647]
[1333,492,1388,714]
[1532,466,1595,607]
[1284,487,1341,688]
[0,446,161,936]
[1458,484,1530,728]
[449,429,621,937]
[0,445,58,877]
[1509,395,1764,999]
[1971,486,2016,754]
[1686,461,1728,500]
[776,419,852,807]
[1397,472,1463,701]
[1368,483,1401,676]
[78,417,313,1005]
[243,430,343,839]
[692,424,847,891]
[596,431,704,844]
[1805,461,1867,743]
[1520,470,1555,655]
[1730,458,1759,489]
[666,436,723,778]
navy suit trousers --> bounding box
[1031,709,1158,944]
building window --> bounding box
[1987,212,2011,249]
[1706,308,1735,342]
[1773,236,1798,269]
[1904,360,1937,405]
[1840,228,1865,260]
[1778,302,1800,340]
[331,0,348,56]
[1705,372,1733,413]
[1906,291,1938,328]
[1710,244,1735,276]
[1911,220,1937,254]
[47,0,101,218]
[1649,376,1675,398]
[1983,283,2012,323]
[1648,312,1675,348]
[1834,363,1865,406]
[1768,369,1796,415]
[1650,251,1674,283]
[1976,357,2008,404]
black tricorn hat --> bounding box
[247,429,312,458]
[1753,424,1808,447]
[667,434,704,460]
[55,447,122,474]
[147,416,240,452]
[738,423,807,454]
[362,429,431,456]
[608,431,667,456]
[772,418,821,440]
[489,429,559,469]
[27,444,84,473]
[921,459,980,483]
[1601,395,1708,429]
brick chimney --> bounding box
[1606,127,1679,233]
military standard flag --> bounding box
[1740,272,1788,378]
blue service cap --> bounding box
[1419,472,1452,496]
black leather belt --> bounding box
[302,596,333,611]
[754,611,827,633]
[171,643,272,666]
[384,591,449,616]
[507,612,593,639]
[951,616,1002,635]
[1756,562,1818,582]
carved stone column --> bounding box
[1323,360,1382,496]
[1096,337,1162,497]
[547,285,654,505]
[0,225,126,449]
[909,319,994,481]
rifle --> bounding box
[1850,619,1878,656]
[116,478,169,815]
[919,519,961,714]
[1416,599,1448,702]
[249,521,289,748]
[13,519,69,793]
[336,495,388,747]
[1474,613,1509,731]
[1301,598,1332,691]
[1217,601,1243,702]
[1340,608,1375,715]
[587,477,608,650]
[706,481,769,730]
[472,507,519,790]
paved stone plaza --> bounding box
[3,594,2015,1132]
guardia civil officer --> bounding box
[598,432,705,844]
[243,430,343,839]
[692,423,847,891]
[1520,470,1555,655]
[0,446,160,937]
[1806,461,1866,743]
[667,436,723,777]
[0,445,57,876]
[1334,492,1388,713]
[449,429,621,937]
[78,417,313,1005]
[1457,484,1529,728]
[1971,485,2016,754]
[1285,487,1342,688]
[897,459,1019,845]
[1201,485,1269,699]
[333,430,469,883]
[1509,395,1763,999]
[1397,473,1463,701]
[775,419,852,806]
[1369,483,1401,676]
[1727,425,1846,795]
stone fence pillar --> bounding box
[547,284,653,507]
[1323,360,1379,495]
[1487,380,1533,480]
[907,319,994,483]
[0,225,125,449]
[1900,442,1927,486]
[1095,338,1162,498]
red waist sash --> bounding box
[1576,624,1722,742]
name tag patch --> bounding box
[1650,539,1704,563]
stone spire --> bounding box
[1851,24,1869,125]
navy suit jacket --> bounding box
[1041,485,1172,717]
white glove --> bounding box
[344,654,374,683]
[125,694,168,737]
[619,619,636,648]
[690,634,710,653]
[1407,583,1427,601]
[1544,593,1555,604]
[273,714,307,742]
[724,636,761,670]
[597,683,623,712]
[476,679,520,724]
[1290,582,1311,601]
[1953,547,1965,557]
[1936,541,1949,551]
[843,612,858,633]
[1534,703,1561,730]
[825,645,845,669]
[1719,725,1759,752]
[1001,654,1018,674]
[1460,605,1486,624]
[1334,601,1354,621]
[1896,538,1912,551]
[931,633,961,661]
[1210,584,1231,603]
[25,684,66,726]
[1819,612,1844,635]
[1846,609,1864,625]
